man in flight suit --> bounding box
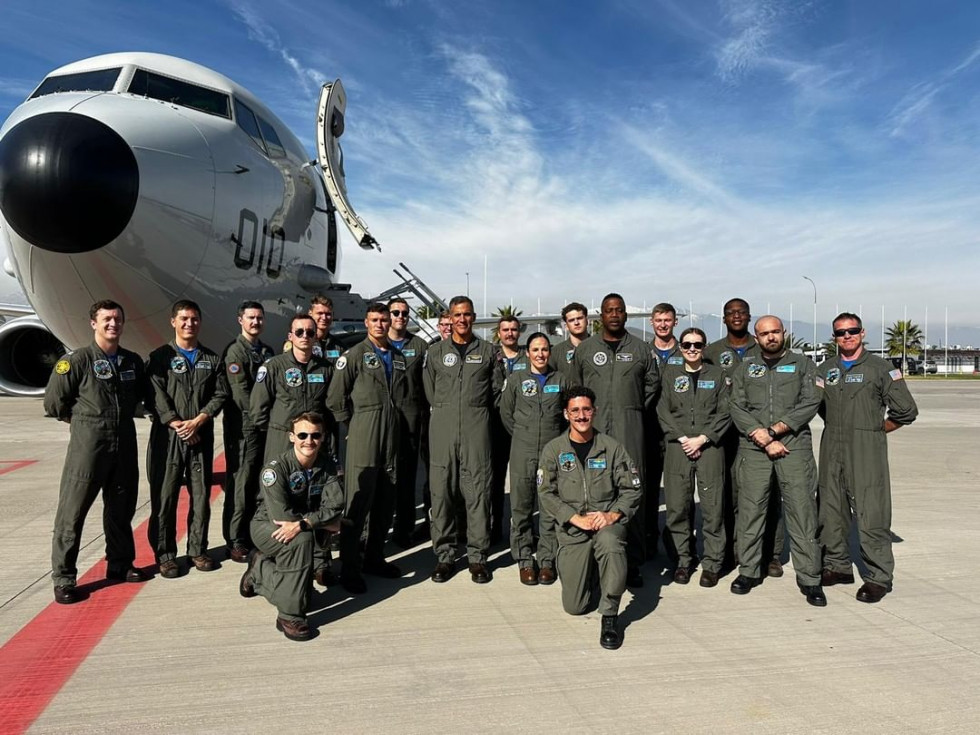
[45,299,151,604]
[704,298,784,576]
[574,293,659,587]
[818,313,918,603]
[424,296,505,584]
[251,314,335,586]
[221,301,275,562]
[309,295,344,364]
[728,315,825,607]
[386,298,430,549]
[147,300,229,578]
[549,302,589,381]
[490,315,527,544]
[327,303,408,594]
[240,411,343,641]
[538,386,642,650]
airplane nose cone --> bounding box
[0,111,138,254]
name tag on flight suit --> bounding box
[544,384,561,393]
[307,373,325,383]
[465,354,483,364]
[587,458,607,469]
[776,364,796,373]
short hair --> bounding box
[289,411,325,429]
[448,295,474,311]
[171,299,201,318]
[311,295,333,309]
[290,314,316,331]
[89,299,124,321]
[601,293,625,308]
[652,302,676,317]
[365,302,389,316]
[679,327,707,343]
[561,302,587,320]
[238,300,264,317]
[438,311,451,322]
[723,298,749,313]
[563,384,596,408]
[387,298,409,311]
[833,312,862,329]
[497,315,520,328]
[525,331,551,350]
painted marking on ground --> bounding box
[0,453,226,735]
[0,460,39,477]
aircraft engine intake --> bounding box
[0,111,139,254]
[0,315,65,396]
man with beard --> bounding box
[385,299,430,549]
[220,301,275,562]
[549,302,589,381]
[818,313,918,603]
[490,315,527,544]
[424,296,505,583]
[574,293,659,587]
[704,298,784,577]
[728,316,825,607]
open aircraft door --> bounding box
[317,80,380,251]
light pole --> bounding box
[803,276,817,362]
[465,272,470,297]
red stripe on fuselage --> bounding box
[0,453,226,734]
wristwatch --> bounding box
[767,427,777,438]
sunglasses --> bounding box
[724,309,749,317]
[294,432,323,441]
[293,328,316,337]
[681,341,705,350]
[833,327,862,337]
[389,309,408,317]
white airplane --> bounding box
[0,52,380,396]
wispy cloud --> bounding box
[887,41,980,138]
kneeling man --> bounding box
[538,386,642,650]
[241,412,343,641]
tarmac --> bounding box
[0,380,979,734]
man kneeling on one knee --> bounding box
[240,411,343,641]
[537,386,642,650]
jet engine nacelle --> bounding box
[0,315,65,396]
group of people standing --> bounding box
[44,291,917,649]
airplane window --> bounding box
[127,69,230,118]
[257,116,286,158]
[234,100,267,154]
[29,68,121,99]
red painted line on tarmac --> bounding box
[0,460,38,477]
[0,453,226,735]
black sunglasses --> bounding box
[389,309,408,317]
[294,432,323,441]
[293,328,316,337]
[833,327,862,337]
[681,341,705,350]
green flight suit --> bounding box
[548,338,580,383]
[423,337,505,564]
[574,332,660,569]
[704,336,784,562]
[326,340,409,575]
[729,351,822,585]
[818,352,918,588]
[220,335,275,549]
[499,368,568,569]
[645,344,685,554]
[250,450,343,622]
[656,363,731,572]
[146,342,229,563]
[538,432,642,616]
[388,334,429,540]
[491,346,528,541]
[313,336,343,365]
[249,352,335,462]
[45,344,150,588]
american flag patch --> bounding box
[815,377,825,389]
[889,369,903,381]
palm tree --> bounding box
[822,337,838,359]
[491,305,523,343]
[885,320,923,372]
[786,332,810,351]
[415,305,438,320]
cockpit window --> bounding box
[29,68,121,99]
[234,99,267,154]
[257,116,286,158]
[127,69,230,118]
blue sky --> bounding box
[2,0,979,341]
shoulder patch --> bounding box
[261,468,277,487]
[889,369,904,381]
[55,359,71,375]
[536,468,544,486]
[256,366,268,383]
[227,362,242,375]
[335,356,348,371]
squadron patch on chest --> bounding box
[747,363,767,378]
[566,349,575,363]
[521,379,538,397]
[674,375,691,393]
[170,357,187,374]
[284,367,303,387]
[443,353,458,367]
[363,353,381,369]
[719,351,734,367]
[825,368,841,386]
[593,352,608,367]
[559,452,576,472]
[288,471,307,494]
[93,359,113,380]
